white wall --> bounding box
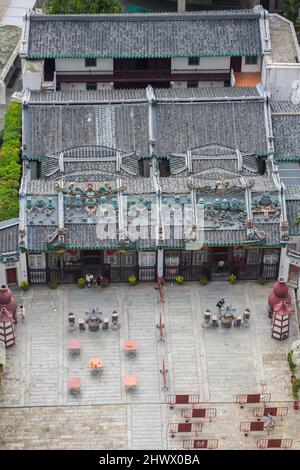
[55,58,113,72]
[0,263,6,285]
[197,81,224,88]
[60,82,86,91]
[17,253,28,285]
[22,72,42,90]
[171,80,224,88]
[266,65,300,100]
[171,57,230,71]
[241,56,262,73]
[60,82,113,91]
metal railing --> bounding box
[56,68,231,82]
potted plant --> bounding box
[228,274,236,284]
[20,280,29,291]
[288,351,297,372]
[128,275,137,286]
[199,275,208,286]
[77,277,85,288]
[48,279,58,289]
[100,276,109,288]
[257,274,267,285]
[175,274,184,285]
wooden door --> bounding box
[230,57,242,72]
[6,268,17,285]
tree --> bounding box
[282,0,300,25]
[46,0,121,14]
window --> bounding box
[187,81,198,88]
[139,252,156,267]
[135,59,149,70]
[86,83,97,91]
[188,57,200,66]
[28,253,46,269]
[85,58,97,67]
[245,56,258,65]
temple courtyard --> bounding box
[0,281,300,450]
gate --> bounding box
[181,408,217,422]
[236,393,271,407]
[253,407,288,419]
[183,439,218,450]
[257,439,292,449]
[165,394,201,409]
[168,422,202,437]
[240,421,265,434]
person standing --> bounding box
[86,272,92,288]
[18,305,25,322]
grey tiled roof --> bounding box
[26,103,149,158]
[26,9,263,59]
[29,87,261,104]
[285,185,300,199]
[271,101,300,160]
[269,14,299,64]
[155,101,268,156]
[286,199,300,235]
[251,175,278,192]
[0,219,19,254]
[255,222,281,245]
[27,225,58,251]
[26,96,268,159]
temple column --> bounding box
[279,246,289,281]
[177,0,186,12]
[17,252,28,285]
[0,264,6,284]
[157,248,164,278]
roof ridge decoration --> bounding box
[29,8,262,21]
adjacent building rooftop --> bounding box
[269,14,300,64]
[21,7,268,59]
[0,25,21,76]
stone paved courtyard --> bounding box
[0,282,300,450]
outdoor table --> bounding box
[68,339,81,355]
[89,357,103,376]
[124,341,137,356]
[124,375,137,391]
[68,377,81,395]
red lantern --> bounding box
[68,250,78,256]
[106,250,114,256]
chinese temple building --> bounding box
[17,86,290,284]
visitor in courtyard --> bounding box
[217,260,225,272]
[17,305,25,323]
[86,272,93,288]
[96,274,104,291]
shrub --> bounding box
[228,274,237,284]
[257,275,267,285]
[175,275,184,285]
[100,276,109,288]
[128,275,137,286]
[77,277,85,288]
[20,280,29,291]
[48,280,58,289]
[199,275,208,286]
[0,101,22,221]
[288,351,297,372]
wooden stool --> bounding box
[124,341,137,356]
[124,375,137,391]
[68,377,81,395]
[68,339,81,355]
[89,357,103,376]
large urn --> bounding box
[268,277,291,317]
[0,284,17,315]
